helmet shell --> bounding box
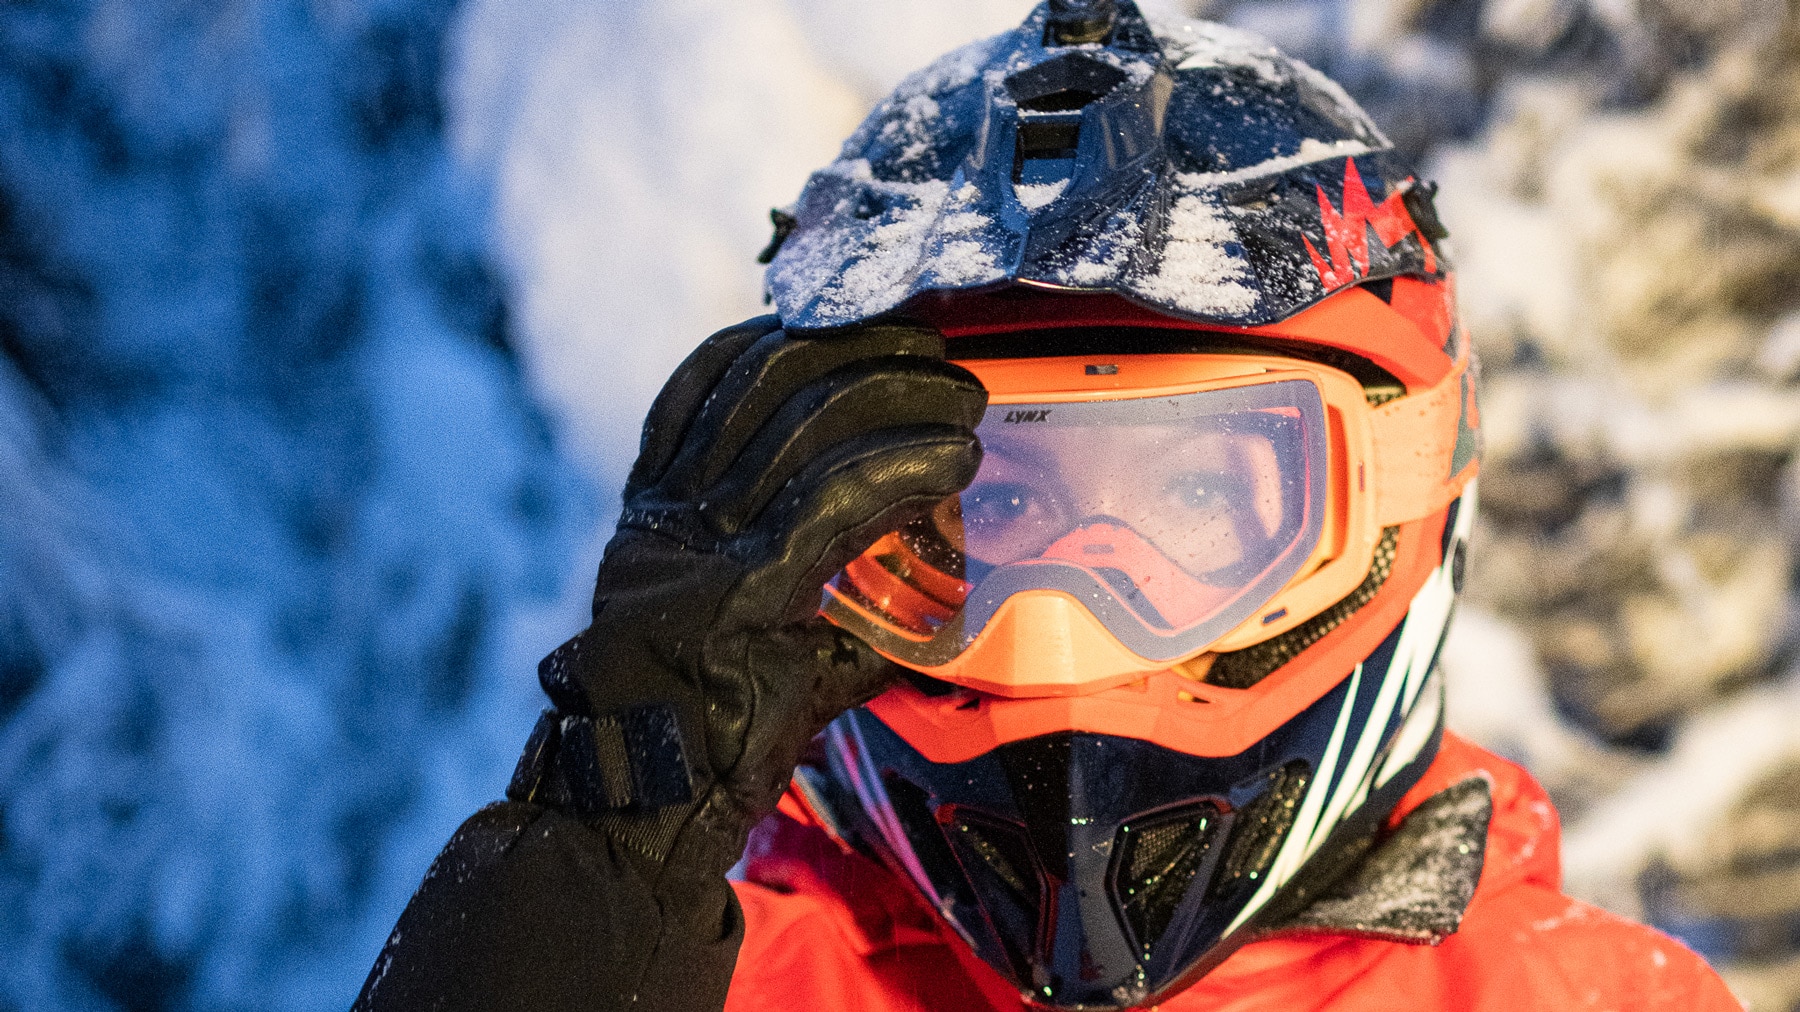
[765,1,1447,332]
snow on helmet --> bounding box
[763,0,1446,332]
[768,2,1479,1008]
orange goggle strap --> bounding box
[1368,361,1477,529]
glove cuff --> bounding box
[508,701,712,866]
[509,706,697,813]
[518,630,703,812]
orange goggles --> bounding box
[822,351,1470,697]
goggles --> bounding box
[823,351,1469,697]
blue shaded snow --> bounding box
[0,1,593,1009]
[0,0,1743,1009]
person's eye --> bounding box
[1169,474,1225,510]
[964,482,1037,525]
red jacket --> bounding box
[726,733,1741,1011]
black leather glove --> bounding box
[514,313,985,875]
[354,316,985,1012]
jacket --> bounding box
[725,732,1741,1011]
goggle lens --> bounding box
[826,378,1329,667]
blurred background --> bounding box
[5,0,1800,1007]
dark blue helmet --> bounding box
[764,0,1447,333]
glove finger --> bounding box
[623,315,780,498]
[658,323,945,499]
[730,425,982,628]
[701,357,986,534]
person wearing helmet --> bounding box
[354,2,1739,1010]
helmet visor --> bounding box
[825,378,1330,667]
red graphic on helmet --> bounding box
[1303,159,1438,289]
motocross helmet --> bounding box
[763,2,1479,1008]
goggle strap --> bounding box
[1369,362,1476,527]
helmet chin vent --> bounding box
[1210,760,1313,901]
[939,807,1045,978]
[1111,802,1227,956]
[949,812,1039,899]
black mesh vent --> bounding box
[1110,803,1224,955]
[1209,761,1312,901]
[1208,526,1400,689]
[953,814,1037,898]
[941,808,1044,978]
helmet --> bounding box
[764,2,1478,1007]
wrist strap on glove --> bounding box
[508,633,699,816]
[508,704,695,813]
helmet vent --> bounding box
[1005,52,1129,112]
[1015,118,1083,185]
[1210,761,1312,901]
[940,808,1046,978]
[951,814,1038,899]
[1046,0,1118,45]
[1110,803,1225,955]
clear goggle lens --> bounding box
[825,378,1329,666]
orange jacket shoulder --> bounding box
[728,734,1741,1012]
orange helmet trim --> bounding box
[1369,363,1478,527]
[910,274,1459,393]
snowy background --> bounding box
[6,0,1800,1008]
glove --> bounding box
[511,313,986,873]
[352,315,985,1012]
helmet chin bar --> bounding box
[813,633,1448,1010]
